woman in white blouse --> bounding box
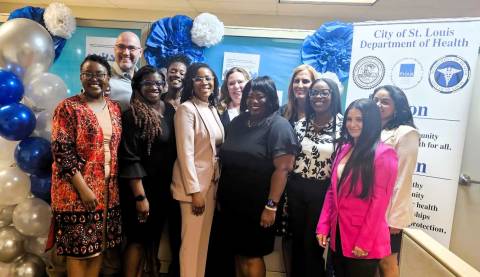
[371,85,419,277]
[287,78,343,277]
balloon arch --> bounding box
[0,3,76,275]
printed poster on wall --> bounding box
[222,52,260,80]
[346,18,480,246]
[86,36,117,62]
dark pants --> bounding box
[332,252,379,277]
[334,224,379,277]
[287,175,330,277]
[205,209,236,277]
[165,199,181,277]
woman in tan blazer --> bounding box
[371,85,419,277]
[171,62,224,277]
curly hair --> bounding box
[166,54,191,70]
[130,65,166,155]
[80,54,112,77]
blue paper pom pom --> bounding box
[144,15,205,68]
[8,6,66,61]
[301,21,353,82]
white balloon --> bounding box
[0,166,31,206]
[0,138,17,168]
[24,73,68,113]
[0,18,54,80]
[12,198,52,237]
[32,110,53,141]
[0,205,15,228]
[0,226,25,263]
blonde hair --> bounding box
[218,67,251,113]
[283,64,318,122]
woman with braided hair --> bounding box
[119,65,180,277]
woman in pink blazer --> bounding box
[316,98,398,277]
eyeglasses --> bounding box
[141,80,165,88]
[81,72,108,80]
[193,76,213,82]
[309,89,331,98]
[115,44,141,52]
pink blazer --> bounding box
[316,142,398,259]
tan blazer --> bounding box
[382,125,419,229]
[171,98,225,202]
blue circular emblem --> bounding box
[429,55,470,94]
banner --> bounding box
[85,36,117,62]
[346,18,480,246]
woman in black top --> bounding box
[217,76,298,277]
[119,65,180,277]
[217,67,250,128]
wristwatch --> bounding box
[266,199,278,209]
[134,194,146,202]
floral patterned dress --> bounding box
[50,95,122,258]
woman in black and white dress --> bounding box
[287,78,343,277]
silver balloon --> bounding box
[0,18,54,80]
[24,73,68,113]
[0,226,25,263]
[0,138,17,168]
[13,198,52,237]
[24,236,47,256]
[0,205,15,228]
[0,166,31,206]
[0,261,14,276]
[14,253,46,277]
[32,110,53,141]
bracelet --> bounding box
[264,205,277,212]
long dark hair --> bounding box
[180,63,219,106]
[130,65,166,155]
[305,78,342,119]
[240,76,279,116]
[338,98,381,199]
[372,85,416,130]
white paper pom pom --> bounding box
[191,13,224,48]
[43,2,76,39]
[318,71,344,95]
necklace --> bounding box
[247,119,259,128]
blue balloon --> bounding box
[0,103,36,141]
[0,69,24,106]
[30,174,51,203]
[14,136,52,176]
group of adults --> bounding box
[48,31,419,277]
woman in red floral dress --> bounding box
[50,54,122,276]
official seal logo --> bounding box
[429,55,470,94]
[352,56,385,89]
